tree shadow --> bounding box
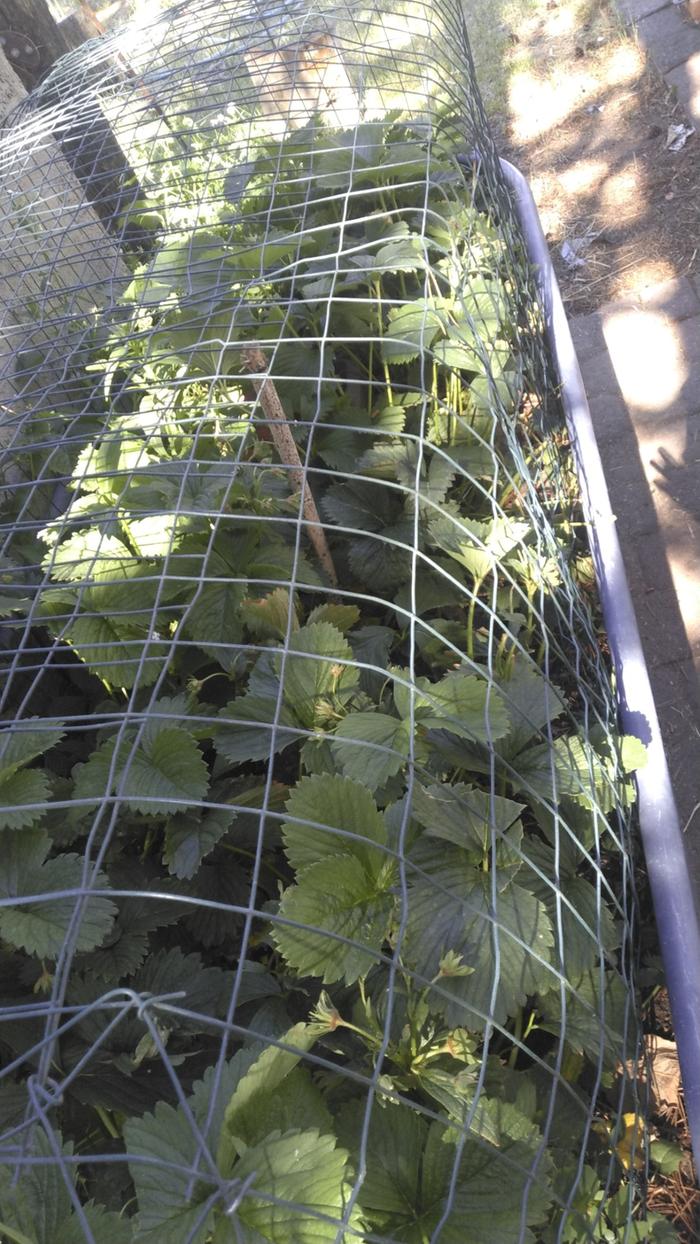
[581,317,700,859]
[463,0,700,868]
[472,0,700,310]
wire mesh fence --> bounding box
[0,0,671,1240]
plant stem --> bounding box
[219,841,287,883]
[242,347,338,586]
[373,280,394,406]
[338,1017,382,1048]
[466,576,482,662]
[509,1011,524,1069]
[0,1219,34,1244]
[523,1009,537,1042]
[95,1104,120,1140]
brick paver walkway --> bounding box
[572,2,700,890]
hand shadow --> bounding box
[650,445,700,524]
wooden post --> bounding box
[0,26,26,120]
[0,38,128,494]
[59,4,104,53]
[0,0,71,90]
[0,0,148,249]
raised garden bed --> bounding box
[0,2,689,1240]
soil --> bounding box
[650,986,675,1041]
[495,0,700,314]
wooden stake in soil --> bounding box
[242,347,338,587]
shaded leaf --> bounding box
[282,774,388,873]
[125,1098,215,1244]
[348,624,394,697]
[406,840,554,1029]
[73,723,209,816]
[520,836,619,977]
[514,735,614,810]
[496,660,566,757]
[331,712,411,790]
[0,720,64,830]
[538,969,629,1069]
[0,829,116,959]
[215,696,302,764]
[275,623,358,729]
[0,721,64,775]
[398,667,510,744]
[336,1102,551,1243]
[0,1128,133,1244]
[181,578,247,663]
[0,769,51,830]
[163,806,236,880]
[412,781,524,869]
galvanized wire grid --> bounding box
[0,2,651,1242]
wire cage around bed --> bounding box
[0,2,671,1241]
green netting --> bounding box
[0,1,667,1241]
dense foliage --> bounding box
[0,100,675,1243]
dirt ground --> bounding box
[492,0,700,313]
[484,1,700,1233]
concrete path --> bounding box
[572,2,700,889]
[619,0,700,124]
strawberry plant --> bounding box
[0,91,675,1244]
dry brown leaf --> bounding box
[646,1033,683,1118]
[621,1033,682,1120]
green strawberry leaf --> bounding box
[330,711,411,790]
[217,1022,321,1167]
[336,1102,551,1243]
[394,667,510,744]
[406,839,554,1029]
[0,720,65,776]
[181,577,247,665]
[0,769,52,830]
[431,513,530,581]
[538,969,629,1070]
[234,1128,360,1244]
[241,588,300,640]
[0,720,65,830]
[275,853,395,985]
[520,836,620,977]
[275,622,358,729]
[125,1054,254,1244]
[215,696,302,764]
[0,829,116,958]
[163,806,236,879]
[282,774,388,874]
[73,721,209,816]
[381,298,447,364]
[411,781,524,855]
[0,1128,133,1244]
